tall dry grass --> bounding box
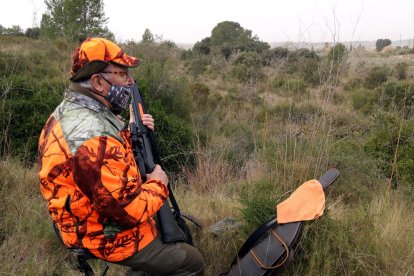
[1,40,414,275]
[0,158,128,275]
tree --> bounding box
[142,28,154,43]
[1,25,24,36]
[25,27,40,39]
[376,38,391,51]
[209,21,269,59]
[40,0,113,41]
[328,43,347,62]
[193,37,211,55]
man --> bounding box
[38,37,204,275]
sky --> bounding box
[1,0,413,44]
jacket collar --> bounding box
[65,82,125,131]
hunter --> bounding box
[38,37,204,275]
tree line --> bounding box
[1,0,112,41]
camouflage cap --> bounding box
[70,37,141,81]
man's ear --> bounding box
[90,74,105,94]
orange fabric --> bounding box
[276,179,325,224]
[38,117,168,262]
[71,37,141,77]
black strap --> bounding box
[52,222,109,276]
[231,168,340,265]
[168,185,181,216]
[233,219,277,263]
[77,253,95,276]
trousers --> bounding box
[114,236,205,275]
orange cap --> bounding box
[70,37,141,81]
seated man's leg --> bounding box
[114,236,205,276]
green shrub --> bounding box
[285,49,320,75]
[272,78,307,97]
[351,88,379,114]
[230,51,265,83]
[365,65,390,89]
[380,81,414,112]
[344,78,363,91]
[301,58,321,85]
[328,43,347,63]
[284,79,307,94]
[261,47,288,66]
[396,47,414,55]
[271,75,286,90]
[189,81,210,99]
[188,55,210,77]
[136,65,195,172]
[394,62,408,80]
[364,112,414,188]
[239,179,282,234]
[0,75,62,163]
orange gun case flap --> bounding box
[276,179,325,224]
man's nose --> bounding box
[127,72,134,85]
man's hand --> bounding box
[129,105,155,131]
[142,114,155,131]
[146,164,168,186]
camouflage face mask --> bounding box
[100,74,131,115]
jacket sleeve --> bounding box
[72,135,169,228]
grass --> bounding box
[2,152,413,275]
[1,37,414,275]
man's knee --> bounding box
[175,242,205,275]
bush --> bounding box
[285,49,320,76]
[271,77,308,97]
[394,62,408,80]
[351,88,379,114]
[239,179,282,234]
[261,47,289,66]
[364,66,390,89]
[136,65,195,172]
[188,55,210,77]
[230,52,265,83]
[190,81,210,99]
[344,78,363,91]
[301,58,321,85]
[380,81,414,112]
[0,75,63,163]
[271,75,287,90]
[328,43,347,63]
[364,112,414,188]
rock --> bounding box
[208,218,242,236]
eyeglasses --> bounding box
[101,71,132,82]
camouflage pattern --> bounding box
[38,86,168,262]
[70,37,141,81]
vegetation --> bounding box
[41,0,113,40]
[1,18,414,276]
[376,38,392,51]
[192,21,269,59]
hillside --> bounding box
[178,39,414,51]
[1,35,414,275]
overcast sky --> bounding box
[1,0,413,44]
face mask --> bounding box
[100,75,131,115]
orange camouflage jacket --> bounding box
[38,84,168,262]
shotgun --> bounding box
[129,82,193,245]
